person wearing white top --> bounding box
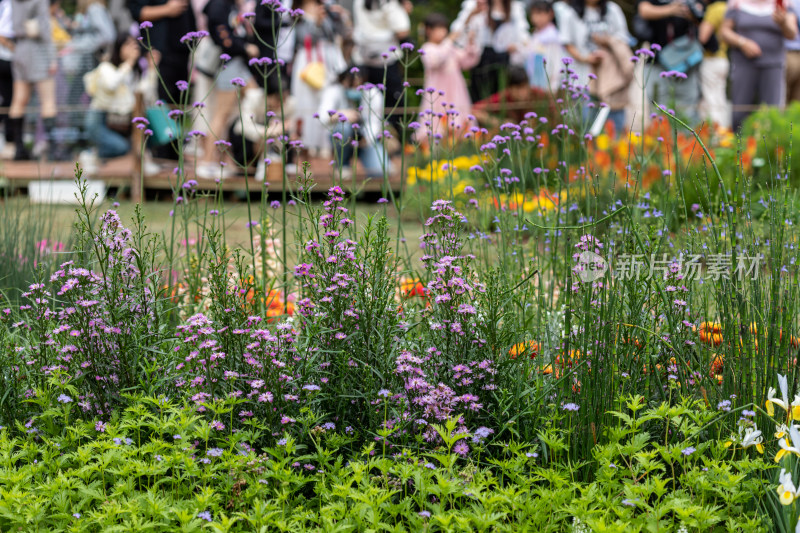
[83,35,155,158]
[318,67,391,177]
[509,0,566,93]
[450,0,529,101]
[558,0,630,88]
[352,0,410,131]
[558,0,631,132]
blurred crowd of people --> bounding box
[0,0,798,175]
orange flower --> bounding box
[539,132,550,150]
[165,282,201,303]
[698,321,723,346]
[249,289,295,322]
[592,149,611,172]
[400,278,426,298]
[556,349,580,368]
[700,321,722,333]
[779,329,800,349]
[710,354,724,375]
[621,336,642,348]
[642,165,662,189]
[699,331,723,346]
[509,340,539,360]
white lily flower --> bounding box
[740,426,764,454]
[778,469,800,505]
[780,374,790,399]
[767,375,792,417]
[776,425,800,463]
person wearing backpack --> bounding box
[637,0,706,124]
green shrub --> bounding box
[0,393,769,532]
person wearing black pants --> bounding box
[9,0,57,161]
[128,0,196,159]
[0,0,13,158]
[363,61,403,133]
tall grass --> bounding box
[0,193,73,307]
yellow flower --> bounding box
[453,180,470,195]
[595,133,610,151]
[523,199,536,213]
[776,425,800,463]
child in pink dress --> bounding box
[419,13,480,144]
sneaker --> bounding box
[184,136,205,158]
[195,163,217,180]
[32,139,47,160]
[196,162,237,180]
[0,142,15,160]
[78,149,99,176]
[255,158,267,182]
[143,160,162,177]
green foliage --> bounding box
[0,394,769,532]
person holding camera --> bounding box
[720,0,797,130]
[83,35,153,161]
[637,0,706,123]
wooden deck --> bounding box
[0,154,404,202]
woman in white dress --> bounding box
[289,0,349,157]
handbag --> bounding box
[83,67,100,97]
[658,35,703,73]
[106,112,131,135]
[300,35,326,90]
[146,106,179,147]
[24,18,40,39]
[195,36,221,78]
